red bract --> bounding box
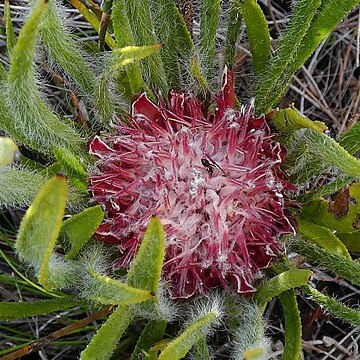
[89,69,294,299]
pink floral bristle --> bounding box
[89,68,294,299]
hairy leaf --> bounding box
[0,298,79,321]
[4,0,16,54]
[6,0,83,155]
[158,310,219,360]
[225,0,242,66]
[85,269,154,305]
[254,269,312,309]
[16,175,68,289]
[298,219,351,259]
[255,0,321,112]
[278,290,301,360]
[240,0,270,76]
[200,0,221,78]
[80,306,131,360]
[127,216,165,293]
[62,206,104,259]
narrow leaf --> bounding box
[6,0,83,155]
[297,174,355,203]
[199,0,221,77]
[112,0,144,94]
[289,0,360,78]
[254,269,312,309]
[40,1,97,99]
[4,0,16,54]
[121,0,168,93]
[62,206,104,259]
[287,236,360,288]
[16,175,68,289]
[53,146,88,193]
[191,336,211,360]
[127,216,165,293]
[298,219,351,259]
[225,0,242,66]
[278,290,302,360]
[109,44,163,71]
[0,298,79,321]
[130,320,167,360]
[337,119,360,155]
[158,311,218,360]
[337,232,360,252]
[151,0,194,87]
[0,166,46,208]
[267,107,327,134]
[85,269,154,305]
[285,128,360,184]
[255,0,321,112]
[303,284,360,327]
[80,306,131,360]
[240,0,270,76]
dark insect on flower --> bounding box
[89,68,294,299]
[201,158,215,176]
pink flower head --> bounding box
[89,68,294,299]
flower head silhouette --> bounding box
[89,69,293,299]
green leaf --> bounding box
[278,290,301,360]
[240,0,270,76]
[130,320,167,360]
[286,236,360,288]
[121,0,168,93]
[301,183,360,233]
[157,311,219,360]
[189,55,210,93]
[302,284,360,327]
[191,336,211,360]
[231,298,268,360]
[53,146,88,193]
[288,0,360,80]
[80,306,131,360]
[267,107,327,134]
[40,1,96,100]
[255,0,321,112]
[199,0,221,78]
[85,269,154,305]
[337,232,360,252]
[127,216,165,293]
[112,0,144,94]
[337,119,360,155]
[0,137,20,166]
[16,175,68,289]
[151,0,195,87]
[40,0,114,124]
[5,0,83,155]
[109,44,163,71]
[225,0,242,66]
[62,206,104,259]
[298,219,351,259]
[254,269,312,309]
[297,174,355,203]
[285,128,360,185]
[0,298,79,321]
[4,0,16,54]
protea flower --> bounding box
[89,68,293,299]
